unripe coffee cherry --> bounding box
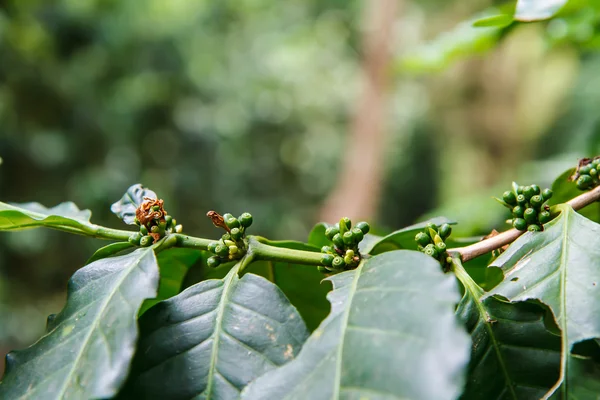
[207,256,221,268]
[140,235,153,247]
[230,227,242,241]
[528,224,542,232]
[317,266,329,273]
[342,231,354,246]
[341,217,352,230]
[208,241,219,253]
[542,188,553,201]
[415,232,430,247]
[516,194,527,205]
[140,225,148,235]
[222,233,231,241]
[332,256,345,269]
[580,164,592,175]
[530,184,541,196]
[512,206,525,218]
[439,223,452,240]
[577,175,593,190]
[530,195,543,208]
[325,226,340,240]
[355,221,370,235]
[321,254,334,266]
[435,242,447,253]
[332,233,344,248]
[239,212,253,228]
[151,225,160,234]
[539,210,552,224]
[425,222,438,232]
[351,227,364,243]
[229,245,239,255]
[513,218,527,231]
[225,217,240,229]
[321,246,333,254]
[423,244,438,258]
[503,191,517,205]
[216,244,229,257]
[524,208,537,224]
[223,213,234,221]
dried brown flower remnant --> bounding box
[206,211,230,232]
[136,197,167,243]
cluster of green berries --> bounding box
[319,217,370,273]
[572,157,600,190]
[206,212,253,268]
[415,223,452,271]
[498,183,553,232]
[129,198,182,247]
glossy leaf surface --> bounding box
[110,184,157,225]
[242,251,470,400]
[0,248,159,399]
[124,260,309,400]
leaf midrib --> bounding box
[204,263,240,399]
[53,248,153,399]
[331,263,363,400]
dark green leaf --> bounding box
[473,14,514,28]
[0,248,159,399]
[110,184,157,225]
[0,201,93,233]
[454,259,560,399]
[485,205,600,397]
[140,247,202,314]
[515,0,568,21]
[86,242,134,264]
[124,260,309,399]
[242,251,470,400]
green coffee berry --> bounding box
[542,188,553,201]
[332,233,344,248]
[208,241,219,253]
[577,175,593,190]
[415,232,430,247]
[355,221,370,235]
[530,195,543,208]
[207,256,221,268]
[321,245,333,254]
[524,208,537,224]
[342,231,354,246]
[351,227,364,243]
[591,169,598,177]
[140,225,148,235]
[435,242,447,253]
[321,254,334,266]
[332,256,345,269]
[152,205,160,212]
[216,244,229,257]
[128,232,142,245]
[516,194,527,205]
[439,224,452,240]
[528,224,542,232]
[530,184,541,196]
[230,227,242,241]
[165,215,173,224]
[539,210,552,224]
[225,217,240,229]
[516,185,524,194]
[223,213,234,221]
[425,222,438,232]
[317,265,329,273]
[580,164,592,175]
[512,205,525,218]
[134,217,140,226]
[423,244,438,258]
[325,226,340,240]
[239,212,253,228]
[229,245,239,255]
[345,249,355,258]
[151,225,160,234]
[224,240,236,247]
[222,233,231,241]
[503,191,517,205]
[341,217,352,230]
[513,218,527,231]
[344,254,354,265]
[140,235,152,247]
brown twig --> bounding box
[450,185,600,262]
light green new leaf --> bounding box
[515,0,568,21]
[485,205,600,397]
[0,201,93,234]
[242,251,470,400]
[454,259,561,399]
[124,259,309,400]
[472,14,514,28]
[0,248,160,399]
[110,183,157,225]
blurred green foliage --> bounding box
[1,0,600,368]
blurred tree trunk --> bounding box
[319,0,398,223]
